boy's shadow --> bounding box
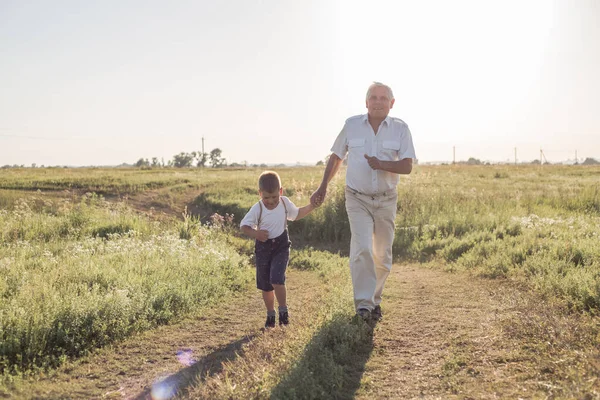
[270,314,375,400]
[133,334,256,400]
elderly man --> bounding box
[311,82,416,321]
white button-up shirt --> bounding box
[331,114,416,195]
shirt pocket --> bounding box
[347,138,365,158]
[349,138,365,148]
[380,140,401,160]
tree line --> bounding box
[134,148,226,168]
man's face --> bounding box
[260,188,282,210]
[366,86,395,119]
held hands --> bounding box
[254,229,269,242]
[310,186,327,207]
[364,154,382,170]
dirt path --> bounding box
[8,265,600,399]
[10,269,322,399]
[357,266,599,399]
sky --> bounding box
[1,0,599,166]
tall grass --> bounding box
[0,195,252,375]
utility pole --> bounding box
[575,150,578,165]
[514,147,517,165]
[540,148,548,166]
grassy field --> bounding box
[0,189,253,376]
[1,164,599,380]
[187,164,600,311]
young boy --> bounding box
[240,171,315,329]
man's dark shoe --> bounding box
[265,315,276,329]
[357,308,371,321]
[279,311,289,326]
[372,305,383,321]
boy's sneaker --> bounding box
[357,308,371,321]
[265,315,276,329]
[372,305,383,321]
[279,311,289,326]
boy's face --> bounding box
[260,187,282,210]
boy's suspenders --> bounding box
[257,198,288,231]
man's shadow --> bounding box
[133,334,256,400]
[270,314,375,400]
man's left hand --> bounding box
[364,154,382,170]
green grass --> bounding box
[0,168,197,194]
[0,194,253,376]
[2,164,600,377]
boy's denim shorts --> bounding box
[255,230,291,291]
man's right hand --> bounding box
[255,229,269,242]
[310,186,327,207]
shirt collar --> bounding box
[363,114,392,126]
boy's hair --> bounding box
[258,171,281,193]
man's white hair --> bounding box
[366,82,394,101]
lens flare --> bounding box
[150,376,178,400]
[149,349,197,399]
[176,349,196,367]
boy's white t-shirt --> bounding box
[240,196,299,239]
